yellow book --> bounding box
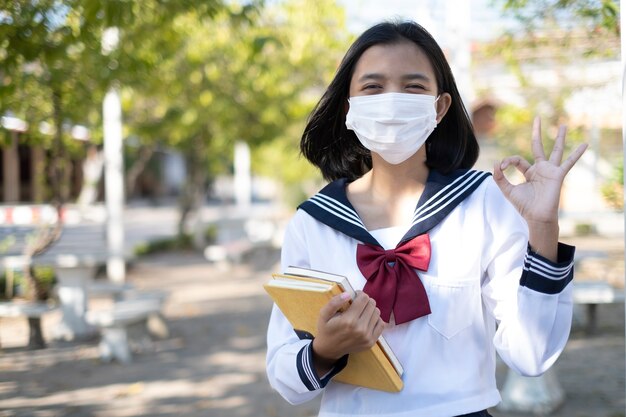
[264,266,404,393]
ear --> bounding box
[435,92,452,124]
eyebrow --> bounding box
[356,72,432,82]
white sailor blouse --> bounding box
[266,169,575,417]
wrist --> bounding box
[312,339,342,369]
[527,221,559,262]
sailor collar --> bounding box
[298,169,491,247]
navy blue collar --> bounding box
[298,169,491,248]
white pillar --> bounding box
[619,0,626,404]
[234,141,251,209]
[103,88,126,282]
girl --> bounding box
[266,20,587,417]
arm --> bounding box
[266,212,384,403]
[481,180,575,376]
[266,212,327,404]
[486,117,586,375]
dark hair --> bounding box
[300,20,479,182]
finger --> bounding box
[372,318,385,339]
[499,155,532,175]
[531,116,547,162]
[492,161,514,197]
[342,291,370,320]
[548,125,567,165]
[364,300,380,329]
[319,292,352,323]
[560,143,588,174]
[355,297,377,333]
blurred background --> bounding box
[0,1,623,416]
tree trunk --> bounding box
[177,137,207,246]
[24,88,66,349]
[126,144,156,199]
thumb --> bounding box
[319,292,351,323]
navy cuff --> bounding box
[296,342,349,391]
[520,242,575,294]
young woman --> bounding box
[266,20,587,417]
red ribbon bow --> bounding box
[356,234,431,325]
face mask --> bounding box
[345,92,439,164]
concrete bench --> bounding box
[572,281,624,334]
[85,293,167,363]
[88,281,135,300]
[0,300,57,318]
[204,218,277,265]
[204,239,256,264]
[0,301,58,348]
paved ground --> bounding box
[0,234,623,417]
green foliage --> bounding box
[499,0,619,35]
[133,234,194,256]
[601,160,624,210]
[1,0,350,212]
[480,1,619,158]
[574,222,596,235]
[0,266,56,300]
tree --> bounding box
[122,0,350,240]
[481,0,621,210]
[498,0,619,35]
[0,0,229,346]
[480,1,620,151]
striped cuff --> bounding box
[296,342,349,391]
[520,242,575,294]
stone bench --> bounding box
[572,281,624,334]
[0,300,57,318]
[85,293,167,363]
[0,301,58,348]
[204,218,278,265]
[88,281,135,300]
[204,239,256,264]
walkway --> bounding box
[0,237,623,416]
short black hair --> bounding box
[300,20,479,182]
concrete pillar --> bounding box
[234,141,251,209]
[104,87,126,283]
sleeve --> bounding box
[480,179,575,377]
[266,210,348,404]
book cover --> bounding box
[264,267,404,393]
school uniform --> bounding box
[266,169,575,417]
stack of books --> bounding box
[264,266,404,392]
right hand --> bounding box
[311,291,385,376]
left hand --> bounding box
[493,116,588,225]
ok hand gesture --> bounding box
[493,116,587,225]
[493,117,587,261]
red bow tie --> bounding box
[356,234,431,324]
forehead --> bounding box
[351,41,436,81]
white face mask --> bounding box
[345,92,439,164]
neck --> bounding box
[365,152,429,201]
[346,151,429,230]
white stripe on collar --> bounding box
[411,170,489,227]
[309,194,368,231]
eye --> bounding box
[406,84,425,90]
[363,84,382,90]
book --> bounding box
[264,266,404,392]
